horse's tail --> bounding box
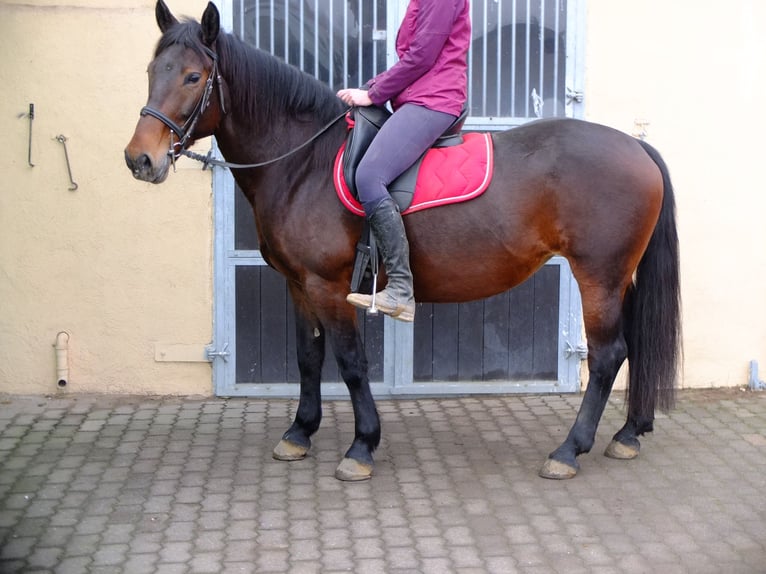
[625,139,682,425]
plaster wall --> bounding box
[584,0,766,388]
[0,0,763,395]
[0,0,214,395]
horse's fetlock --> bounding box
[345,440,375,465]
[284,425,313,448]
[570,429,595,455]
[630,415,654,436]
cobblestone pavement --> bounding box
[0,389,764,574]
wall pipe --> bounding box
[749,360,765,391]
[54,331,70,389]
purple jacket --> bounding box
[366,0,471,117]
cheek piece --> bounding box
[139,45,226,170]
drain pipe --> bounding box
[749,360,765,391]
[54,331,70,389]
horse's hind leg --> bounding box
[604,417,651,460]
[540,287,628,479]
[603,287,655,461]
[602,341,647,461]
[273,298,326,461]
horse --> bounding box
[125,1,681,481]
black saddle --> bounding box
[344,105,468,294]
[342,105,468,212]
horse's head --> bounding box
[125,0,226,183]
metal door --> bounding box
[211,0,586,397]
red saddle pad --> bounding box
[334,132,494,216]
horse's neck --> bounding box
[214,109,344,207]
[215,111,337,172]
[217,38,345,161]
[213,39,346,208]
[215,116,276,165]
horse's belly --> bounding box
[411,251,550,303]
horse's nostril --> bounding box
[125,150,153,175]
[136,153,152,172]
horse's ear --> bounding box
[155,0,178,33]
[200,2,220,47]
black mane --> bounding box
[156,19,345,127]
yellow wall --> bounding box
[0,0,764,395]
[0,0,213,395]
[585,0,766,388]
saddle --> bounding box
[342,106,468,212]
[343,106,468,293]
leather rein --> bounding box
[139,43,349,171]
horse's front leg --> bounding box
[272,295,325,462]
[327,310,381,481]
[273,281,380,481]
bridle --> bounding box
[139,44,226,169]
[138,41,349,172]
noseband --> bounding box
[139,44,226,165]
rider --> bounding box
[337,0,471,322]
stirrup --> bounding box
[346,291,415,322]
[368,233,379,315]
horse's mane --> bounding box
[156,19,345,128]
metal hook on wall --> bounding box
[633,119,650,141]
[17,103,35,167]
[54,134,78,191]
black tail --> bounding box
[626,140,681,423]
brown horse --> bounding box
[125,1,681,481]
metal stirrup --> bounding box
[368,234,379,315]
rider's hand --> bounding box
[336,88,373,107]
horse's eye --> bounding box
[185,73,202,85]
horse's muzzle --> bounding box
[124,149,169,184]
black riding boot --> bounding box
[347,197,415,322]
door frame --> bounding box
[210,0,587,398]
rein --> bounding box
[139,40,349,172]
[178,108,349,170]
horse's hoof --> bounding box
[604,439,640,460]
[335,457,373,481]
[272,439,309,461]
[539,458,578,480]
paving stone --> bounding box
[54,556,93,574]
[223,539,257,562]
[1,535,36,559]
[160,541,193,563]
[154,563,190,574]
[0,390,763,573]
[188,552,223,573]
[122,552,159,573]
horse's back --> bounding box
[500,118,664,273]
[493,118,660,191]
[490,117,664,233]
[408,118,665,302]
